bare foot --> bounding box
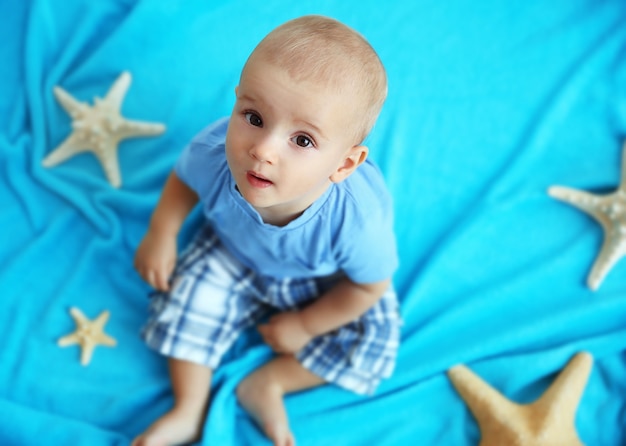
[237,380,295,446]
[264,420,295,446]
[131,406,205,446]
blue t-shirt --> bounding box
[175,117,398,284]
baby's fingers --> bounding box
[258,325,290,353]
[154,269,171,291]
[145,265,170,292]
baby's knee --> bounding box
[235,375,253,403]
[236,370,279,404]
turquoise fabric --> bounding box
[1,0,625,444]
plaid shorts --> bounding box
[141,226,402,395]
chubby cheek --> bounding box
[224,147,243,188]
[225,128,247,165]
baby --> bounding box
[132,15,401,446]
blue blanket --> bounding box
[2,0,625,444]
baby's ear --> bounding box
[330,145,368,183]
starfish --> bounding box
[58,307,117,366]
[447,352,593,446]
[548,141,626,290]
[43,71,166,188]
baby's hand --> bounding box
[134,229,177,291]
[258,312,313,354]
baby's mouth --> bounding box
[246,171,273,188]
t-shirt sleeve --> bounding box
[174,117,229,197]
[334,169,399,284]
[338,210,399,284]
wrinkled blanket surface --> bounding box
[1,0,625,444]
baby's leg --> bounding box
[132,358,212,446]
[236,355,325,446]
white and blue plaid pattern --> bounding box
[141,226,401,395]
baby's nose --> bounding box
[249,138,277,164]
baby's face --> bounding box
[225,55,360,226]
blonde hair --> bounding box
[243,15,387,144]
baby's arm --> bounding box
[258,277,389,354]
[134,171,199,291]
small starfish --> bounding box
[43,71,166,188]
[447,352,593,446]
[58,307,117,366]
[548,141,626,290]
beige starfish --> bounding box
[548,141,626,290]
[58,307,117,366]
[447,352,593,446]
[43,71,165,188]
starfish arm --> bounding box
[93,312,117,346]
[53,86,89,117]
[548,185,598,205]
[535,353,593,428]
[548,185,596,205]
[80,340,96,366]
[104,71,132,112]
[117,119,166,139]
[93,310,111,327]
[57,333,80,347]
[93,141,122,188]
[97,333,118,347]
[448,365,520,428]
[549,186,616,235]
[548,186,612,228]
[42,134,91,167]
[587,233,626,290]
[69,307,89,325]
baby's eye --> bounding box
[293,134,313,148]
[245,112,263,127]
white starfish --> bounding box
[448,352,593,446]
[58,307,117,366]
[548,141,626,290]
[43,71,165,188]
